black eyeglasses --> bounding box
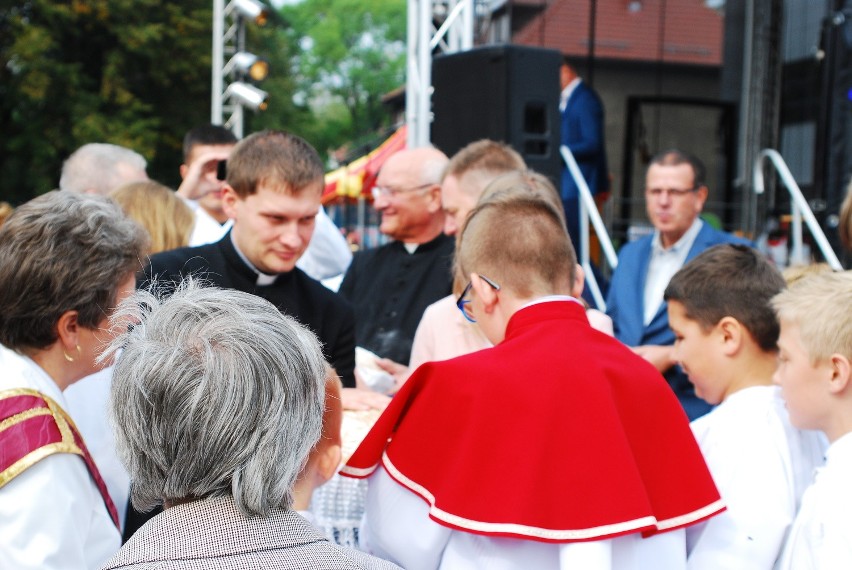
[456,274,501,323]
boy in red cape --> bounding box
[341,172,723,569]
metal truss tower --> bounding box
[406,0,477,147]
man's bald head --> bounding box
[373,147,449,244]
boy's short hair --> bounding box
[226,130,324,198]
[457,171,576,298]
[664,244,785,351]
[782,262,834,286]
[477,169,566,226]
[772,270,852,362]
[442,140,526,191]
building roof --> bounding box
[513,0,724,66]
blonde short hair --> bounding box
[477,170,566,226]
[781,263,834,286]
[110,181,194,255]
[457,171,576,298]
[442,140,526,193]
[772,270,852,362]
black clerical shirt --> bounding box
[142,232,356,387]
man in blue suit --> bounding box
[560,58,609,252]
[606,149,751,420]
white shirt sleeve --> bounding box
[0,453,121,570]
[361,468,452,570]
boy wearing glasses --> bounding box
[342,172,723,570]
[605,149,750,420]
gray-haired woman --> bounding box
[101,282,400,569]
[0,190,147,570]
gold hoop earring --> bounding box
[63,345,81,363]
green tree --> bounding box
[0,0,218,203]
[281,0,405,156]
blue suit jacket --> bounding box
[560,81,608,201]
[606,222,751,419]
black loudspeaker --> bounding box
[431,45,562,184]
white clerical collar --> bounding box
[402,242,419,254]
[520,295,583,310]
[559,77,582,112]
[651,218,703,255]
[229,232,279,286]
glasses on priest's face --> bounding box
[372,182,436,201]
[456,274,501,323]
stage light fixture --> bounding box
[225,52,269,81]
[225,82,269,111]
[227,0,269,26]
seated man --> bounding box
[339,147,453,371]
[100,282,399,569]
[342,172,723,569]
[606,149,750,420]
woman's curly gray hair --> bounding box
[104,281,326,516]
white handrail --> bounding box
[560,145,619,311]
[753,149,842,270]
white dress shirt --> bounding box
[776,431,852,570]
[643,219,703,325]
[559,77,582,112]
[297,207,353,281]
[185,199,231,247]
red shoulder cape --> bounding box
[0,388,120,528]
[342,302,723,542]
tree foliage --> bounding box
[281,0,406,157]
[1,0,217,203]
[0,0,404,204]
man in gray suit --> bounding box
[101,283,399,569]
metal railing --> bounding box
[753,149,842,270]
[560,145,619,310]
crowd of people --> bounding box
[0,124,850,570]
